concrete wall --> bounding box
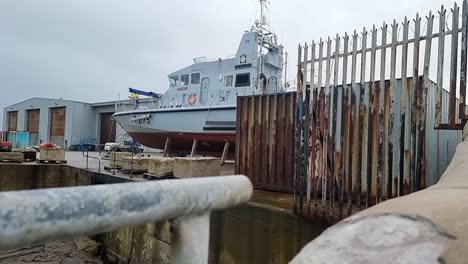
[3,97,162,150]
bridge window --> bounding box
[235,73,250,87]
[181,74,189,85]
[223,75,233,87]
[169,76,178,86]
[191,73,200,84]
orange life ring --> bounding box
[188,94,197,106]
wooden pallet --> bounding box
[37,160,67,164]
[121,169,147,175]
[0,159,23,163]
[143,172,176,180]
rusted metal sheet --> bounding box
[236,93,297,193]
[293,2,465,223]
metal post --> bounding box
[113,148,116,176]
[98,145,101,173]
[163,137,171,157]
[170,213,211,264]
[220,141,230,165]
[0,176,253,252]
[86,148,89,170]
[190,140,198,158]
[130,151,134,178]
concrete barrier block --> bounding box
[0,152,24,162]
[122,156,150,172]
[173,157,221,178]
[39,149,65,161]
[109,152,132,168]
[147,157,175,176]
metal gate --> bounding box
[294,1,465,221]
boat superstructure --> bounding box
[113,0,285,153]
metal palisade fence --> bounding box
[295,1,465,221]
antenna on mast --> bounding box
[253,0,272,33]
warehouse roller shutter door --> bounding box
[49,107,66,147]
[27,109,40,146]
[100,113,116,144]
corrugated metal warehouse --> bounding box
[2,97,154,149]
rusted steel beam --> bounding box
[389,20,398,199]
[307,43,315,207]
[317,39,324,207]
[309,41,317,207]
[435,6,446,128]
[341,33,351,210]
[294,44,303,212]
[324,37,332,207]
[260,95,269,187]
[302,44,310,210]
[368,25,378,206]
[460,0,468,120]
[253,96,262,185]
[411,14,421,192]
[449,3,459,125]
[332,35,341,209]
[419,12,434,190]
[235,97,242,174]
[379,22,388,202]
[350,31,359,205]
[401,17,410,196]
[359,28,368,206]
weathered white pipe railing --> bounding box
[0,175,253,264]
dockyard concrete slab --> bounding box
[147,157,174,176]
[173,157,220,178]
[109,152,132,168]
[121,156,150,172]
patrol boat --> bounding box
[113,0,285,153]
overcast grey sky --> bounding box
[0,0,461,129]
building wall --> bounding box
[3,97,159,150]
[2,98,95,147]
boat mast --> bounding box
[254,0,274,93]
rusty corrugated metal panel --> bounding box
[236,93,297,193]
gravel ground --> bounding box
[0,237,103,264]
